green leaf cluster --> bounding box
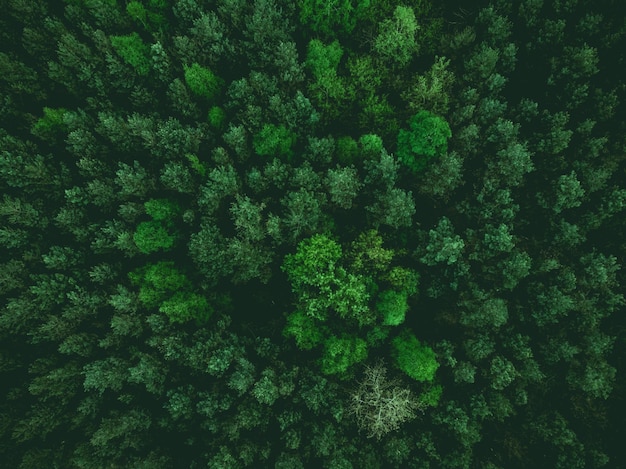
[129,261,212,323]
[392,331,439,382]
[397,110,452,173]
[183,63,222,100]
[110,33,151,76]
[133,199,180,254]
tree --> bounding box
[402,56,455,115]
[133,220,176,254]
[305,39,350,118]
[349,229,394,274]
[129,261,189,309]
[110,33,151,76]
[489,356,517,390]
[319,335,367,376]
[253,123,296,158]
[418,150,464,199]
[374,6,419,66]
[377,290,409,326]
[420,217,465,266]
[144,198,181,222]
[280,189,328,243]
[553,170,585,213]
[392,331,439,382]
[305,39,343,79]
[397,111,452,172]
[282,233,342,294]
[283,310,326,350]
[159,291,213,324]
[183,62,222,100]
[115,161,155,199]
[325,166,362,209]
[298,0,371,36]
[349,362,421,440]
[31,107,68,141]
[366,187,416,229]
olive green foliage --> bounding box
[110,33,151,76]
[350,229,394,273]
[283,310,325,350]
[377,290,409,326]
[320,335,368,375]
[397,110,452,173]
[306,39,343,79]
[208,106,226,129]
[282,233,342,294]
[253,124,296,158]
[183,63,222,100]
[129,262,211,323]
[144,198,180,222]
[392,331,439,382]
[159,291,212,324]
[420,217,465,266]
[126,0,167,32]
[282,233,372,325]
[418,384,443,407]
[32,107,68,140]
[133,220,176,254]
[129,261,189,309]
[305,39,348,118]
[133,199,180,254]
[402,56,456,115]
[2,0,625,467]
[374,6,419,66]
[298,0,371,36]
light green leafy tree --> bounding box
[129,261,189,309]
[253,123,296,158]
[283,310,326,350]
[319,335,368,376]
[377,290,409,326]
[392,331,439,382]
[374,6,420,66]
[110,33,151,76]
[133,220,176,254]
[183,62,222,100]
[159,291,212,324]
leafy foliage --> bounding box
[397,110,452,172]
[110,32,151,76]
[253,123,296,158]
[183,62,222,100]
[1,0,625,467]
[392,331,439,382]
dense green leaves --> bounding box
[397,110,452,172]
[373,6,419,66]
[319,335,368,376]
[1,0,625,467]
[392,331,439,382]
[377,290,409,326]
[298,0,370,36]
[110,33,151,76]
[133,220,176,254]
[183,62,222,100]
[253,124,296,158]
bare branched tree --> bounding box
[349,361,423,440]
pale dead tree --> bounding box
[349,361,423,440]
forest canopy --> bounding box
[1,0,625,468]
